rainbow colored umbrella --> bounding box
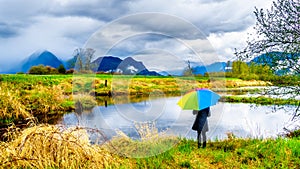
[177,88,220,110]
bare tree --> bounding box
[73,48,96,73]
[236,0,300,128]
[183,60,193,76]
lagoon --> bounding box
[60,97,295,141]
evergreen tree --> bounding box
[57,64,66,74]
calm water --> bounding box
[60,97,296,141]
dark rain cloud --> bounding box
[48,0,135,22]
[199,0,227,4]
[0,23,18,38]
[117,13,207,40]
[0,0,273,69]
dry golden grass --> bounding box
[104,122,179,158]
[73,94,98,110]
[0,82,72,123]
[25,85,66,114]
[0,83,32,120]
[225,79,270,88]
[0,124,121,169]
[0,121,178,168]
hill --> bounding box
[250,52,300,75]
[92,56,122,72]
[8,50,63,73]
[192,62,227,75]
[92,56,161,75]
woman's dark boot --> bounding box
[202,141,206,148]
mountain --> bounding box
[92,56,161,76]
[8,50,63,73]
[192,62,227,75]
[251,52,300,75]
[92,56,122,72]
[118,57,146,74]
[251,51,300,64]
[251,51,281,64]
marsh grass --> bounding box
[0,123,299,168]
[0,124,121,169]
[104,121,179,158]
[0,83,32,121]
[2,74,295,168]
[0,81,72,125]
[223,96,300,106]
[73,94,97,110]
[129,135,300,168]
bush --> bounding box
[57,64,66,74]
[65,68,75,74]
[28,65,58,75]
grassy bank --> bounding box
[0,74,299,168]
[0,124,299,168]
[128,137,300,168]
[0,74,269,125]
[222,96,300,106]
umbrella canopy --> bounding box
[177,88,220,110]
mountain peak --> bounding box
[92,56,160,75]
[28,49,50,59]
[20,50,63,73]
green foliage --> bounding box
[125,137,300,168]
[0,75,74,124]
[65,68,75,74]
[235,0,300,117]
[57,64,66,74]
[28,64,58,75]
[232,61,249,77]
[286,129,300,138]
[223,96,300,106]
[1,127,299,168]
[0,73,299,168]
[272,75,300,86]
[228,61,275,81]
[236,0,300,73]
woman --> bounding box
[192,107,210,148]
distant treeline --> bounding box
[17,64,74,75]
[194,61,299,85]
[23,61,299,85]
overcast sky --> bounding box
[0,0,273,72]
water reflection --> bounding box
[60,97,294,141]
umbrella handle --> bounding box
[192,110,198,115]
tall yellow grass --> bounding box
[0,82,70,122]
[104,121,179,158]
[0,124,121,169]
[0,83,32,120]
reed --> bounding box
[0,82,73,125]
[0,124,121,169]
[0,123,299,168]
[103,121,179,158]
[223,96,300,106]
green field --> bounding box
[0,74,299,168]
